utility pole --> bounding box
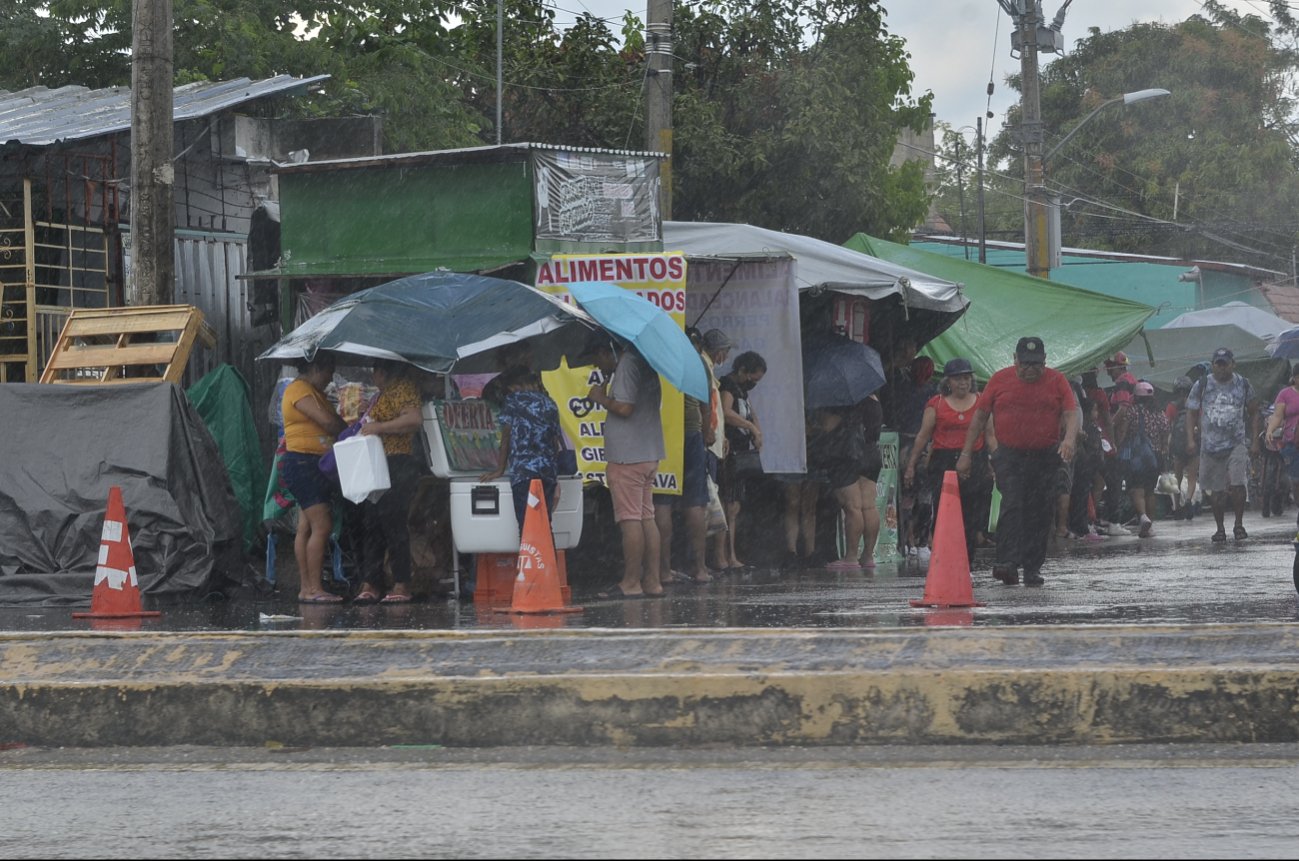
[129,0,175,306]
[645,0,673,219]
[955,137,968,260]
[976,116,988,264]
[1017,4,1050,280]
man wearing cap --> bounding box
[580,334,667,597]
[956,337,1079,586]
[1186,347,1260,542]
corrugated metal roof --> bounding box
[273,142,667,175]
[0,74,330,147]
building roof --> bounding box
[1257,282,1299,324]
[0,75,330,148]
[272,142,668,175]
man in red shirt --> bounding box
[956,337,1080,586]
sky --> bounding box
[544,0,1267,137]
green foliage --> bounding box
[0,0,932,240]
[991,13,1299,269]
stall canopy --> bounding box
[843,233,1157,379]
[0,383,242,606]
[664,221,969,347]
[1160,301,1294,340]
[1118,323,1288,396]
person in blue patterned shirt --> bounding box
[481,365,562,527]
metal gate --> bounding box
[0,179,112,382]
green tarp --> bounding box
[187,364,266,552]
[843,234,1157,379]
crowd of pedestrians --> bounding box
[272,321,1293,602]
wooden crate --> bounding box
[39,305,217,385]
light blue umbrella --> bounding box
[566,281,710,401]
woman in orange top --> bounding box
[903,357,995,563]
[353,359,426,604]
[281,354,347,603]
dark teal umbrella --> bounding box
[258,272,597,373]
[803,335,885,408]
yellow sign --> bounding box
[536,253,687,494]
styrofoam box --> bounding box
[332,434,391,504]
[450,477,584,553]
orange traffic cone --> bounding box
[509,479,582,615]
[73,486,161,620]
[910,470,984,609]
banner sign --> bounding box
[531,150,661,244]
[686,258,807,474]
[537,253,687,493]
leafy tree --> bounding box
[990,12,1299,269]
[671,0,933,242]
[0,0,933,241]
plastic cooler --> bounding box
[422,401,583,554]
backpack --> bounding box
[1118,409,1159,474]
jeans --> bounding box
[991,446,1060,574]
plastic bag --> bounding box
[333,434,391,504]
[705,475,727,535]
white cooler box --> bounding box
[450,477,584,553]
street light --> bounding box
[1024,87,1170,280]
[1044,88,1171,165]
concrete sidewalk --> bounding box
[4,622,1299,747]
[2,509,1298,748]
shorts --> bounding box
[1055,456,1074,497]
[1198,443,1249,493]
[823,457,860,490]
[607,460,658,522]
[280,451,333,510]
[858,443,883,483]
[652,432,708,509]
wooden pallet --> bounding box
[39,305,217,385]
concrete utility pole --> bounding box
[1016,4,1050,280]
[645,0,673,219]
[129,0,175,306]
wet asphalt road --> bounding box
[4,744,1299,858]
[4,509,1298,633]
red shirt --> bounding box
[980,366,1077,450]
[928,393,985,451]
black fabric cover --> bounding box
[0,383,242,605]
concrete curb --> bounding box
[4,624,1299,747]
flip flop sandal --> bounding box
[352,590,380,605]
[1211,530,1227,543]
[379,593,412,604]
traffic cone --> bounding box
[509,479,582,615]
[910,471,984,609]
[73,486,161,619]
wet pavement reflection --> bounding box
[5,512,1299,634]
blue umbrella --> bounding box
[258,271,597,374]
[566,281,710,401]
[1269,326,1299,360]
[803,335,885,408]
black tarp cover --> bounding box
[0,383,242,605]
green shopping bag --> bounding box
[987,485,1002,534]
